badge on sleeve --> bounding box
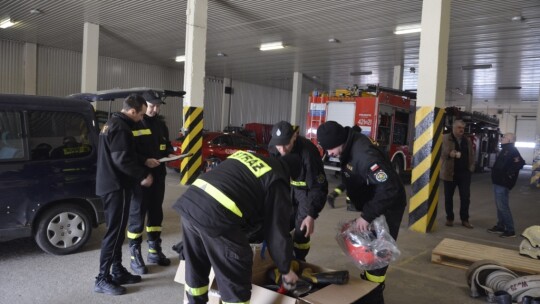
[317,173,326,184]
[374,170,388,182]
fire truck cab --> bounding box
[306,85,416,176]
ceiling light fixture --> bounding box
[30,9,43,14]
[461,64,492,70]
[350,71,372,76]
[328,38,340,43]
[175,55,185,62]
[498,86,522,90]
[217,52,227,57]
[0,18,15,29]
[394,24,421,35]
[511,16,524,22]
[260,41,284,51]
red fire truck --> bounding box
[306,85,416,176]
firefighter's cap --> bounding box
[142,90,165,105]
[269,121,295,146]
[317,121,347,150]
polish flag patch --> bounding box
[370,164,380,172]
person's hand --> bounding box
[145,158,160,168]
[141,173,153,187]
[300,215,315,237]
[449,150,456,158]
[282,269,299,287]
[354,215,370,232]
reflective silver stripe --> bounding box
[193,179,243,217]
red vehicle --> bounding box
[166,131,269,172]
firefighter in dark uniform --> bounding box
[127,90,175,275]
[94,94,154,296]
[269,121,328,261]
[317,121,407,304]
[173,151,300,304]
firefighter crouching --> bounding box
[317,121,407,304]
[173,151,301,304]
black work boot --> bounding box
[111,264,142,285]
[94,274,126,295]
[129,244,148,275]
[147,240,171,266]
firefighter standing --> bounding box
[94,94,153,295]
[317,121,407,304]
[173,151,300,304]
[269,121,328,261]
[127,90,175,274]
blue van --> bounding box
[0,94,104,255]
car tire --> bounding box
[34,204,92,255]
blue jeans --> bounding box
[493,184,514,233]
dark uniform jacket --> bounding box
[271,136,328,219]
[133,114,174,177]
[173,151,293,274]
[96,112,148,196]
[491,143,525,189]
[339,128,407,223]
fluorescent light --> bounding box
[0,18,15,29]
[498,86,521,90]
[175,55,185,62]
[461,64,492,70]
[515,142,535,148]
[394,24,421,35]
[260,42,284,51]
[350,71,372,76]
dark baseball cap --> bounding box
[142,90,165,104]
[269,121,294,146]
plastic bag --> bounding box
[335,215,401,270]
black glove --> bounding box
[327,192,338,208]
[172,241,185,260]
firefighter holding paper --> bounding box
[317,121,407,304]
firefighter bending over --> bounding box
[269,121,328,261]
[173,151,301,304]
[317,121,407,304]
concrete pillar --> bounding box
[23,43,37,95]
[464,94,472,112]
[221,77,232,131]
[393,65,403,90]
[181,0,208,185]
[81,22,99,93]
[291,72,303,126]
[531,98,540,188]
[409,0,451,233]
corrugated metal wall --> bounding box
[204,78,224,132]
[37,45,82,97]
[0,40,24,94]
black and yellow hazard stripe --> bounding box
[408,106,444,233]
[180,106,203,185]
[531,139,540,188]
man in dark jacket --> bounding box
[269,121,328,261]
[127,90,176,274]
[316,121,407,304]
[95,94,154,296]
[487,133,525,238]
[173,151,300,304]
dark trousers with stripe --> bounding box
[98,188,132,275]
[128,174,166,244]
[182,218,253,304]
[444,171,471,221]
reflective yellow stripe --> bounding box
[132,129,152,136]
[146,226,162,232]
[294,241,310,250]
[193,179,243,217]
[160,144,166,150]
[222,301,250,304]
[334,188,343,195]
[185,284,209,296]
[63,146,91,155]
[365,271,386,283]
[149,248,158,253]
[290,180,307,187]
[228,151,271,177]
[127,231,142,239]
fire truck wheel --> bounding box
[392,157,404,177]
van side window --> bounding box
[28,111,92,160]
[0,111,25,161]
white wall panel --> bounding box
[37,46,81,97]
[0,39,25,94]
[203,78,223,132]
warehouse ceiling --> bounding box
[1,0,540,109]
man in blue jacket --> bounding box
[487,133,525,238]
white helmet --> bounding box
[519,239,540,260]
[522,226,540,247]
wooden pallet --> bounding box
[431,238,540,274]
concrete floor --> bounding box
[1,168,538,304]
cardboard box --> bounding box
[175,245,377,304]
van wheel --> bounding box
[34,204,92,255]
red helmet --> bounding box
[340,221,377,266]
